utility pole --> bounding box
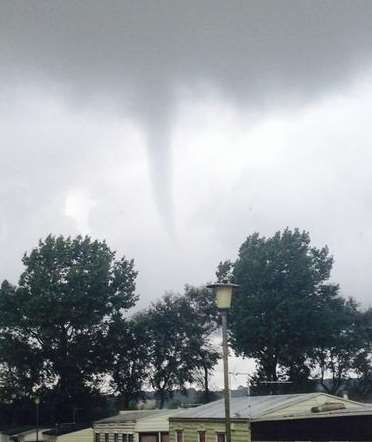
[35,398,40,442]
[207,282,238,442]
[221,310,232,442]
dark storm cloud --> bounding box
[1,0,372,221]
[2,0,372,99]
[2,0,372,312]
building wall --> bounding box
[44,428,93,442]
[94,422,136,434]
[251,414,372,441]
[169,420,250,442]
[93,423,136,442]
[57,428,93,442]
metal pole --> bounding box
[221,310,231,442]
[36,401,39,442]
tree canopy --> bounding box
[0,235,138,421]
[106,315,151,409]
[142,290,219,408]
[1,228,372,424]
[229,228,351,383]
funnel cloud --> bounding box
[1,1,372,315]
[2,1,372,223]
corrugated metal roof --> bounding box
[95,410,162,424]
[44,424,89,435]
[135,408,190,432]
[135,410,177,432]
[170,393,333,420]
[251,405,372,422]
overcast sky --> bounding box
[1,1,372,387]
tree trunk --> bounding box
[158,389,166,409]
[261,354,278,381]
[122,394,130,409]
[203,364,210,403]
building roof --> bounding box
[43,424,90,436]
[135,409,190,432]
[95,410,161,424]
[0,426,35,435]
[170,393,372,421]
[9,427,51,438]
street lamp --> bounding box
[207,282,239,442]
[34,397,40,442]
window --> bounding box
[128,434,134,442]
[95,434,100,442]
[122,435,128,442]
[105,433,109,442]
[216,433,225,442]
[176,430,184,442]
[198,432,206,442]
[140,434,158,442]
[114,434,119,442]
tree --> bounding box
[216,261,234,283]
[350,307,372,400]
[230,228,344,383]
[307,297,365,394]
[0,281,45,402]
[192,346,220,403]
[0,235,137,421]
[183,285,220,403]
[143,292,218,408]
[307,300,372,397]
[106,315,150,408]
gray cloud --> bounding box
[2,0,372,222]
[2,1,372,95]
[1,1,372,312]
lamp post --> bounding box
[35,397,40,442]
[207,282,239,442]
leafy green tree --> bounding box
[192,346,220,403]
[350,308,372,399]
[0,282,45,404]
[309,298,360,394]
[0,235,137,421]
[230,228,344,383]
[184,285,220,402]
[143,292,218,408]
[106,315,151,408]
[308,300,372,397]
[216,260,234,283]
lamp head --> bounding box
[207,282,239,309]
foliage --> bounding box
[184,285,219,335]
[349,308,372,399]
[0,235,137,422]
[216,260,234,283]
[308,300,372,396]
[184,285,220,402]
[143,290,219,408]
[107,315,151,408]
[229,228,345,383]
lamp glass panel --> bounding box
[215,287,232,309]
